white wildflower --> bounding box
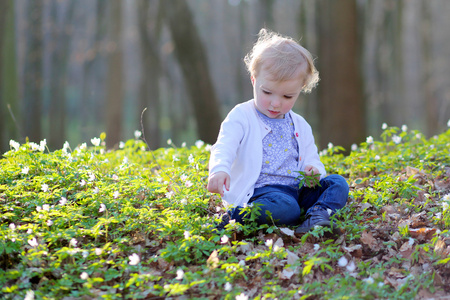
[134,130,142,139]
[29,142,40,151]
[67,249,78,255]
[28,237,38,247]
[27,228,33,234]
[79,143,87,150]
[351,144,358,151]
[180,198,187,205]
[167,139,172,145]
[63,141,70,151]
[346,260,356,272]
[338,256,348,267]
[224,282,232,292]
[443,194,450,202]
[46,220,53,226]
[447,119,450,127]
[238,259,245,267]
[185,180,193,188]
[21,166,30,175]
[188,154,195,164]
[113,191,120,199]
[172,155,180,162]
[221,235,229,244]
[195,140,204,148]
[99,203,106,213]
[24,290,35,300]
[128,253,140,265]
[41,184,49,193]
[180,174,188,181]
[39,139,47,152]
[442,194,450,212]
[328,142,333,150]
[10,140,20,151]
[9,223,16,230]
[374,155,380,160]
[80,179,86,187]
[95,248,103,255]
[313,244,320,251]
[236,293,248,300]
[112,174,119,180]
[363,277,374,284]
[265,239,273,247]
[184,231,191,239]
[176,269,184,280]
[165,191,174,199]
[36,206,42,212]
[119,141,125,149]
[392,135,402,144]
[443,202,449,212]
[59,197,67,205]
[401,125,408,132]
[69,238,78,247]
[122,157,128,164]
[42,204,50,211]
[382,123,388,130]
[181,142,186,147]
[80,272,89,280]
[91,137,101,147]
[93,187,99,194]
[88,172,95,182]
[366,136,373,144]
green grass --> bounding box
[1,125,449,299]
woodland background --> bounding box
[0,0,449,154]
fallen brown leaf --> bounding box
[409,227,436,241]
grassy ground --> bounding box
[1,125,449,299]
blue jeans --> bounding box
[229,174,349,226]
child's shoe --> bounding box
[295,209,331,234]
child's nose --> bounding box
[271,97,281,107]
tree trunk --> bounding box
[317,0,365,151]
[48,1,73,150]
[23,1,43,144]
[0,0,10,151]
[137,0,162,149]
[105,0,124,149]
[161,0,221,145]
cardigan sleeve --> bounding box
[296,115,326,179]
[209,106,247,177]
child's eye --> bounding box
[262,90,271,95]
[284,95,293,99]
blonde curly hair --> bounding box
[244,29,319,93]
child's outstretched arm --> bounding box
[207,171,230,197]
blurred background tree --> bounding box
[1,0,449,153]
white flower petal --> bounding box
[338,256,348,267]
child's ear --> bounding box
[251,76,255,86]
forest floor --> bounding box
[0,126,449,299]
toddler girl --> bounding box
[207,29,349,234]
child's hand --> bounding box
[207,171,230,197]
[304,165,320,187]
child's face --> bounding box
[251,68,304,119]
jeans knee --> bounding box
[325,174,349,193]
